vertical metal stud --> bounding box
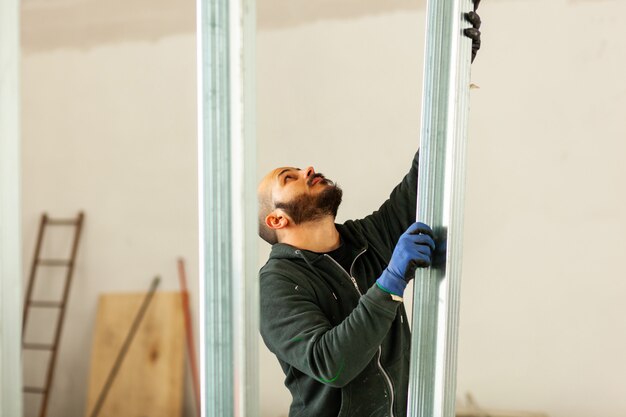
[235,0,259,415]
[408,0,473,416]
[197,0,257,415]
[0,0,23,414]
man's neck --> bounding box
[280,217,341,253]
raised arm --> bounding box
[350,150,419,256]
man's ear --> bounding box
[265,209,289,231]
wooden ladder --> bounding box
[22,212,85,417]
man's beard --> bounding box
[274,183,343,225]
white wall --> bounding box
[459,1,626,415]
[21,34,199,417]
[257,1,626,417]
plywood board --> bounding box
[85,292,184,417]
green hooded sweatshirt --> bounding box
[260,151,419,417]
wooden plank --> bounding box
[85,292,184,417]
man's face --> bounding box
[270,166,343,224]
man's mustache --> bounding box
[307,173,334,187]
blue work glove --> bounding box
[376,222,435,296]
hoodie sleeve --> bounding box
[351,150,419,257]
[260,269,400,388]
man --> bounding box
[258,6,482,417]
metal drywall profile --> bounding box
[408,0,473,416]
[0,0,23,414]
[197,0,258,415]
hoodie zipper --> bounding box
[377,347,395,417]
[323,250,396,417]
[323,252,363,296]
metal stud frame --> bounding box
[408,1,474,416]
[0,0,23,414]
[197,0,258,415]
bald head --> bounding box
[257,165,343,245]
